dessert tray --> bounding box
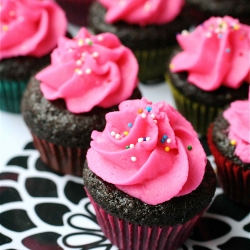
[0,82,249,250]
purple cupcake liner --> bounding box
[32,132,87,176]
[86,189,205,250]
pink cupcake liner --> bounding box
[85,189,205,250]
[32,132,87,176]
[207,124,250,207]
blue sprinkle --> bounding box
[128,123,133,128]
[163,135,168,140]
[160,138,165,143]
[145,106,152,112]
[218,33,223,39]
[225,48,231,53]
[143,137,147,141]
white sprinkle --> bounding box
[111,131,116,137]
[153,119,157,124]
[85,68,92,74]
[131,156,137,162]
[141,113,147,118]
[130,144,134,149]
[76,59,82,66]
[92,52,99,58]
[150,113,155,119]
[97,35,104,41]
[146,137,150,141]
[206,32,212,38]
[138,137,143,143]
[78,39,84,46]
[115,133,121,140]
[167,138,171,143]
[181,30,189,36]
[75,69,82,75]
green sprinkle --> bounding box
[187,145,192,151]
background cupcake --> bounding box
[55,0,94,26]
[88,0,191,84]
[21,28,141,177]
[207,93,250,208]
[83,98,216,250]
[0,0,68,113]
[168,16,250,136]
[184,0,250,25]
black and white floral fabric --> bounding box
[1,140,249,250]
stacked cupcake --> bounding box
[0,0,68,113]
[168,16,250,136]
[83,98,217,250]
[21,27,141,177]
[88,0,191,84]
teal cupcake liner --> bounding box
[134,47,172,84]
[168,81,223,136]
[0,79,28,113]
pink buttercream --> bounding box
[98,0,184,26]
[170,16,250,91]
[36,28,139,113]
[86,98,207,205]
[0,0,67,59]
[223,89,250,163]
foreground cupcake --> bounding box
[83,98,216,250]
[88,0,191,84]
[168,16,250,136]
[207,91,250,207]
[0,0,68,113]
[21,28,141,176]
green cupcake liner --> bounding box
[134,47,171,84]
[0,79,28,113]
[168,80,223,136]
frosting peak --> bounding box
[86,98,207,205]
[0,0,67,59]
[98,0,184,26]
[223,89,250,163]
[36,28,139,113]
[170,16,250,91]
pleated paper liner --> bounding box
[0,79,28,113]
[85,189,206,250]
[32,132,87,177]
[134,47,172,84]
[207,124,250,208]
[167,80,223,136]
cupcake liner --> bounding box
[135,47,171,84]
[207,124,250,207]
[85,189,205,250]
[168,80,222,136]
[0,79,28,113]
[32,132,87,176]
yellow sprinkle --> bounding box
[123,131,129,136]
[2,25,8,31]
[233,24,240,30]
[165,146,170,152]
[230,140,237,146]
[78,39,84,46]
[169,63,174,70]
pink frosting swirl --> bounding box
[223,89,250,163]
[170,16,250,91]
[0,0,67,59]
[98,0,184,26]
[86,98,207,205]
[36,28,139,113]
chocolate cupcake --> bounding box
[0,0,68,113]
[83,98,216,249]
[88,0,191,84]
[184,0,250,25]
[21,28,141,177]
[167,16,250,136]
[207,95,250,207]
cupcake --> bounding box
[207,92,250,207]
[168,16,250,136]
[83,98,217,250]
[88,0,191,84]
[184,0,250,25]
[21,27,142,177]
[55,0,94,26]
[0,0,68,113]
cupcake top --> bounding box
[86,98,207,205]
[223,91,250,164]
[36,28,139,114]
[0,0,67,60]
[170,16,250,91]
[98,0,184,26]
